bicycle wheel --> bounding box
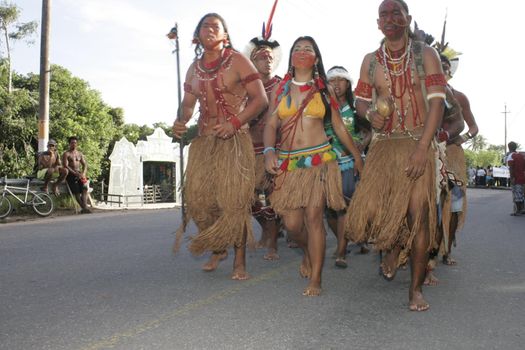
[31,193,54,217]
[0,196,12,219]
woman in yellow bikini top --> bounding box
[277,91,326,120]
[261,36,363,298]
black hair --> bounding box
[508,141,518,152]
[326,65,371,133]
[287,36,327,85]
[68,136,78,144]
[192,13,233,58]
[287,36,331,120]
[440,54,451,66]
[327,66,355,112]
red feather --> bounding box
[264,0,279,40]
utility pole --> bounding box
[38,0,51,152]
[502,104,510,154]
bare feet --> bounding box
[202,251,228,272]
[335,257,348,269]
[231,267,250,281]
[302,282,322,297]
[408,291,430,311]
[424,269,439,286]
[299,256,311,279]
[379,250,398,281]
[263,248,279,261]
[442,255,457,266]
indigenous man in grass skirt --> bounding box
[172,13,268,280]
[244,35,282,261]
[424,50,479,285]
[437,54,479,266]
[344,0,446,311]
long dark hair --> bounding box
[326,65,371,133]
[192,13,233,58]
[287,36,328,90]
[327,65,355,112]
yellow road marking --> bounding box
[80,260,298,350]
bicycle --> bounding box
[0,176,55,219]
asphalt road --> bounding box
[1,188,524,350]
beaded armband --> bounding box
[427,92,446,100]
[425,74,447,88]
[241,73,262,86]
[354,80,373,101]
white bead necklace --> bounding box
[291,78,314,86]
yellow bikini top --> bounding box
[277,92,326,120]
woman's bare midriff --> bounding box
[279,116,328,151]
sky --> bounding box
[9,0,525,149]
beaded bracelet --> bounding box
[263,147,276,155]
[229,116,242,130]
[460,131,474,142]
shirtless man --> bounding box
[345,0,446,311]
[37,139,68,195]
[439,54,479,266]
[172,13,267,280]
[62,136,91,214]
[245,35,282,260]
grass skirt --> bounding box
[175,133,255,255]
[344,137,437,252]
[269,160,345,214]
[254,154,273,193]
[440,144,467,254]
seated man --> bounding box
[36,139,68,195]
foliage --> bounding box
[487,144,505,153]
[464,134,487,152]
[20,65,118,180]
[0,1,38,92]
[1,65,120,180]
[0,73,38,177]
[464,149,504,168]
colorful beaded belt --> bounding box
[278,142,337,172]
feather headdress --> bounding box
[242,0,282,70]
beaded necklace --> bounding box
[195,48,247,133]
[378,38,422,137]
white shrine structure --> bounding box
[107,127,188,207]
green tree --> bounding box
[15,65,119,180]
[0,1,38,93]
[465,134,487,152]
[464,149,503,168]
[0,70,38,177]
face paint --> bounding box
[253,50,274,75]
[291,51,316,69]
[199,16,226,49]
[378,0,409,38]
